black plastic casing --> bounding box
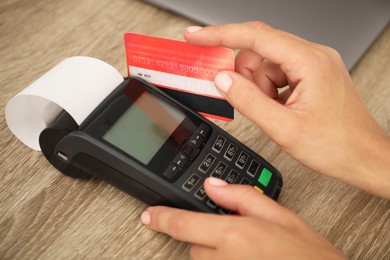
[39,77,283,213]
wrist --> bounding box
[346,132,390,199]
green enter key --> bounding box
[258,168,272,187]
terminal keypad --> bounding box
[180,133,273,214]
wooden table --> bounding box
[1,0,389,259]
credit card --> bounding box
[124,32,234,121]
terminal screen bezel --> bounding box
[84,78,202,174]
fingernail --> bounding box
[186,26,203,33]
[141,210,151,225]
[208,177,228,186]
[215,72,233,93]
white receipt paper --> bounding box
[5,56,124,151]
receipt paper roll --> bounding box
[5,56,124,151]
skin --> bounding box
[142,178,346,259]
[140,21,390,259]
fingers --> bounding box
[235,49,264,80]
[236,49,288,99]
[184,21,311,72]
[141,206,229,247]
[140,178,308,248]
[252,61,289,99]
[204,177,300,228]
[214,70,296,143]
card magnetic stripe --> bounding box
[159,87,234,120]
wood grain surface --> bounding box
[0,0,389,259]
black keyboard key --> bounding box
[224,143,237,161]
[207,199,217,209]
[194,185,207,200]
[211,161,228,178]
[225,170,240,184]
[163,163,182,180]
[172,153,189,168]
[181,143,196,156]
[196,124,210,138]
[198,153,216,173]
[235,151,248,169]
[219,208,232,215]
[212,135,226,153]
[240,177,251,185]
[247,159,260,177]
[189,133,205,148]
[182,174,201,192]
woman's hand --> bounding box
[141,177,346,259]
[184,22,390,198]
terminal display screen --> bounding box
[103,91,186,164]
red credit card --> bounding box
[124,32,235,121]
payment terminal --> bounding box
[39,77,283,214]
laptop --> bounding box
[143,0,390,70]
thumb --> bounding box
[204,177,302,228]
[215,71,295,142]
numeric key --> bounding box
[211,161,228,178]
[212,135,226,153]
[235,151,248,169]
[225,169,239,184]
[198,153,216,173]
[224,143,237,161]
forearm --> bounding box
[343,131,390,199]
[314,87,390,199]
